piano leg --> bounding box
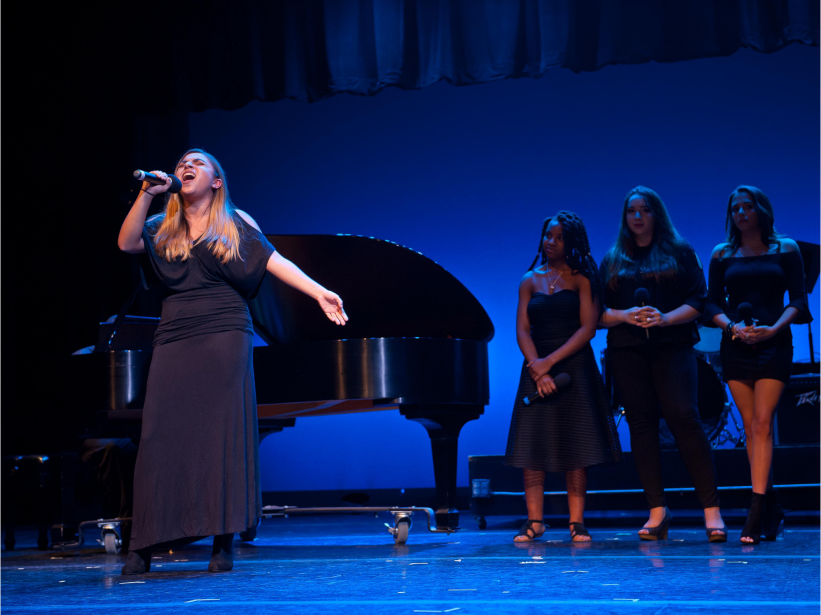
[400,405,484,531]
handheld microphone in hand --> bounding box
[523,373,571,405]
[133,170,182,194]
[737,302,754,327]
[634,287,650,339]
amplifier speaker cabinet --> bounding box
[774,374,820,445]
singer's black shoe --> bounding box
[513,520,545,542]
[569,522,591,542]
[208,533,234,572]
[639,508,672,541]
[121,549,151,575]
[762,489,785,541]
[740,493,766,545]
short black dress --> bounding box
[129,213,275,551]
[504,290,622,473]
[704,250,812,383]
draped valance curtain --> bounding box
[108,0,819,113]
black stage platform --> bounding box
[2,514,819,614]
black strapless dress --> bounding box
[504,291,622,473]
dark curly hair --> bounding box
[723,185,781,256]
[528,210,602,304]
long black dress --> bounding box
[504,290,622,473]
[129,213,275,551]
[704,250,812,383]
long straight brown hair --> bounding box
[602,185,686,290]
[151,149,242,264]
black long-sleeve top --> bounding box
[599,243,707,348]
[703,249,812,341]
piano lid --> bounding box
[249,235,494,345]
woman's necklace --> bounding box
[545,266,563,293]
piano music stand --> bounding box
[796,240,819,371]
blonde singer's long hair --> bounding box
[152,149,242,264]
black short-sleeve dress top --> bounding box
[599,243,708,348]
[704,248,811,383]
[129,212,275,551]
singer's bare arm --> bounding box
[515,272,540,365]
[236,210,348,326]
[118,172,173,253]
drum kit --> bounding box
[601,326,746,449]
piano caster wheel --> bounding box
[474,516,487,530]
[386,512,413,545]
[103,532,122,555]
[393,518,411,545]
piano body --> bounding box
[75,234,494,531]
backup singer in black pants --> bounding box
[117,149,348,574]
[704,186,811,544]
[599,186,726,542]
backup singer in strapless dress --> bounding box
[504,211,621,544]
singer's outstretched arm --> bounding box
[237,211,348,326]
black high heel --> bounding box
[121,548,151,575]
[762,489,785,541]
[639,508,672,541]
[208,533,234,572]
[741,493,765,544]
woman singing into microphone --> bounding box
[599,186,726,542]
[117,150,348,574]
[704,186,811,544]
[505,211,621,543]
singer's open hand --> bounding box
[142,170,173,196]
[527,357,553,381]
[742,324,776,344]
[636,306,668,328]
[318,290,348,326]
[536,374,557,397]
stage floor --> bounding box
[2,514,819,614]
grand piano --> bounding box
[82,234,494,532]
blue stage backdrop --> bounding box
[190,44,819,494]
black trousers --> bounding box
[609,343,720,509]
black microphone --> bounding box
[737,302,754,327]
[523,373,571,405]
[634,287,650,339]
[133,170,182,193]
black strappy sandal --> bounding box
[514,519,545,542]
[705,526,728,543]
[569,522,591,542]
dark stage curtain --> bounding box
[125,0,819,111]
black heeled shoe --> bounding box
[762,489,785,541]
[121,548,151,575]
[208,533,234,572]
[741,493,765,544]
[639,508,672,541]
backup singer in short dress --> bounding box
[504,211,621,543]
[117,149,348,574]
[704,185,811,544]
[598,186,726,542]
